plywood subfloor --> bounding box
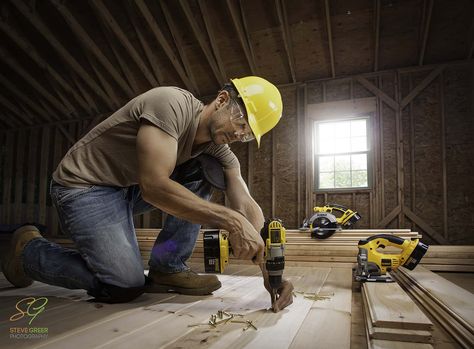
[0,263,352,349]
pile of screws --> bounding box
[188,310,258,331]
[294,291,334,301]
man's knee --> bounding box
[88,273,145,303]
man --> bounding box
[2,76,294,311]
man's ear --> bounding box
[215,90,230,109]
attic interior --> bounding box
[0,0,473,348]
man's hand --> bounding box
[264,278,294,313]
[226,213,265,264]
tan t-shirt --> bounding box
[53,87,240,187]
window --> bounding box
[314,118,370,190]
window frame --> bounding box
[313,115,373,192]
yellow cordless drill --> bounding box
[203,219,286,301]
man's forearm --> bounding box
[141,178,240,232]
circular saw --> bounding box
[300,203,361,239]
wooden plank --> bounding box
[123,0,163,86]
[135,0,194,91]
[51,127,63,236]
[418,0,433,66]
[362,287,433,343]
[373,0,380,72]
[179,0,225,85]
[25,128,39,222]
[10,0,113,109]
[362,290,434,349]
[404,208,448,244]
[393,270,474,349]
[0,20,89,111]
[275,0,296,83]
[38,127,51,225]
[13,130,25,224]
[32,266,262,348]
[89,0,158,87]
[355,76,399,110]
[198,0,227,80]
[50,0,134,98]
[399,266,474,329]
[0,47,70,117]
[362,282,433,331]
[400,66,443,108]
[1,132,14,223]
[160,0,199,95]
[289,268,352,348]
[324,0,336,78]
[226,0,257,74]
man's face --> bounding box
[209,95,255,145]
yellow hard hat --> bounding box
[231,76,283,147]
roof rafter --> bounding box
[324,0,336,78]
[10,0,114,110]
[275,0,296,83]
[98,22,141,95]
[0,73,53,124]
[227,0,257,75]
[89,0,158,88]
[0,94,32,127]
[50,0,134,98]
[160,1,199,95]
[419,0,433,66]
[83,48,122,108]
[0,20,90,112]
[198,0,227,81]
[123,0,164,86]
[179,0,225,86]
[374,0,381,72]
[134,0,195,91]
[0,46,71,118]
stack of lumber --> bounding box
[136,228,420,268]
[47,229,474,272]
[361,282,434,348]
[392,265,474,349]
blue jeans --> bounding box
[21,170,212,302]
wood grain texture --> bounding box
[363,282,433,331]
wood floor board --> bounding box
[289,268,353,349]
[363,282,433,331]
[30,272,259,349]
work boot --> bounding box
[1,225,43,288]
[145,269,222,295]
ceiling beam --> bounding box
[179,0,225,86]
[50,0,134,98]
[134,0,195,92]
[198,0,227,81]
[10,0,114,110]
[419,0,433,66]
[0,112,18,128]
[374,0,381,72]
[0,46,70,118]
[324,0,336,78]
[275,0,296,83]
[160,1,199,95]
[0,20,90,113]
[83,49,122,109]
[89,0,158,88]
[227,0,258,75]
[70,74,100,114]
[123,0,164,86]
[0,94,32,127]
[98,22,141,95]
[0,73,53,124]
